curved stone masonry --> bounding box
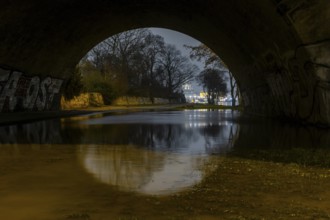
[0,0,329,125]
[243,39,330,125]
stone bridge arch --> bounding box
[0,0,329,125]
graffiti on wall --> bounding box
[254,38,330,125]
[0,67,63,112]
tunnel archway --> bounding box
[0,0,329,125]
[76,27,239,106]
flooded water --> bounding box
[1,109,330,219]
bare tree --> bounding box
[140,33,166,102]
[87,29,150,95]
[159,45,198,100]
[79,29,198,103]
[185,44,239,106]
[197,68,227,104]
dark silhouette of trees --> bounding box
[158,45,198,101]
[62,66,84,100]
[196,68,227,104]
[140,33,166,103]
[78,29,197,103]
[185,44,240,106]
[87,29,150,96]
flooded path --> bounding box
[0,110,330,219]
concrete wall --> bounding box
[0,0,329,125]
[241,40,330,125]
[240,0,330,125]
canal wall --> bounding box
[112,96,169,106]
[61,94,169,109]
[61,93,104,109]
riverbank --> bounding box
[0,104,187,126]
[0,104,242,126]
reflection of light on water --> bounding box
[79,145,214,195]
[184,122,234,128]
[61,113,104,123]
[184,110,234,128]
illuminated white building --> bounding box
[182,83,207,103]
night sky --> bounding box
[149,28,203,92]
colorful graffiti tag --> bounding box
[0,68,63,112]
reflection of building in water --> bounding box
[72,110,240,155]
[184,110,240,154]
[203,124,240,155]
[79,145,214,195]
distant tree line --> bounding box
[63,29,239,107]
[72,29,198,104]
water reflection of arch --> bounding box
[79,144,214,195]
[202,123,240,155]
[80,145,163,191]
[183,110,241,154]
[76,110,242,195]
[74,110,241,155]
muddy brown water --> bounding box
[0,110,330,219]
